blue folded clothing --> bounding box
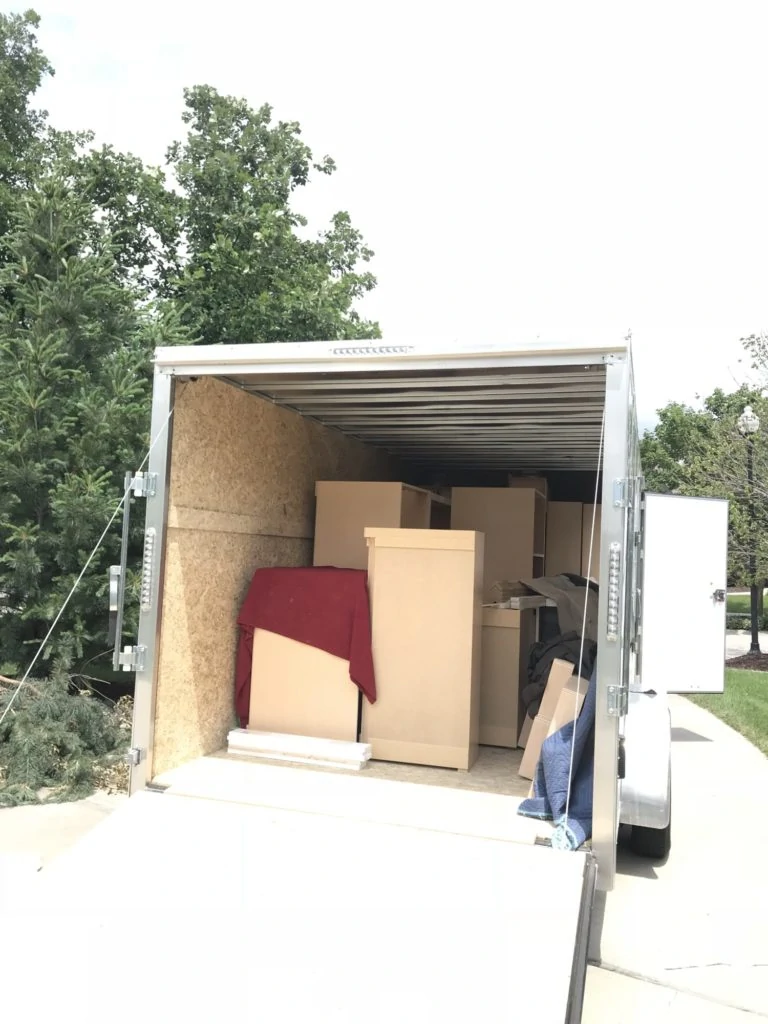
[517,666,597,850]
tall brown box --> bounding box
[545,502,584,577]
[362,528,484,770]
[480,607,536,748]
[450,487,545,601]
[581,503,602,580]
[313,481,451,570]
[313,481,429,570]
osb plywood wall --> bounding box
[152,376,399,778]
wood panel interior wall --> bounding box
[152,377,398,778]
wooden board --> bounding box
[151,378,398,780]
[248,630,359,742]
[545,501,584,577]
[480,607,536,748]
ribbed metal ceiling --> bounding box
[225,362,606,472]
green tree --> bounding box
[0,175,186,682]
[0,10,53,259]
[168,85,380,344]
[641,385,768,587]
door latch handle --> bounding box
[712,589,725,603]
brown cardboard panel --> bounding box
[362,529,484,770]
[151,378,398,781]
[518,659,575,778]
[248,630,358,742]
[518,714,533,748]
[518,716,551,780]
[545,502,584,577]
[537,658,577,721]
[582,503,602,580]
[547,676,588,738]
[518,673,587,779]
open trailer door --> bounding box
[640,493,729,694]
[5,785,596,1023]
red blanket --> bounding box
[235,566,376,727]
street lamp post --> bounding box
[738,404,761,655]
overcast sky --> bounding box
[28,0,768,431]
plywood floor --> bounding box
[217,743,532,798]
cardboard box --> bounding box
[518,713,533,748]
[518,659,585,779]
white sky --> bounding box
[28,0,768,431]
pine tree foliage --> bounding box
[0,176,185,680]
[0,679,131,806]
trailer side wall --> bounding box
[152,377,398,777]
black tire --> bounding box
[629,791,671,859]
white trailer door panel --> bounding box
[4,788,594,1023]
[641,493,728,694]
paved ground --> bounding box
[725,630,768,660]
[584,694,768,1021]
[2,690,767,1021]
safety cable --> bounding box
[0,406,174,729]
[562,402,606,835]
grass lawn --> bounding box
[690,668,768,756]
[727,593,751,614]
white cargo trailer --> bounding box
[40,337,731,1023]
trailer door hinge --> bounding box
[613,478,629,508]
[117,644,146,673]
[130,472,157,499]
[125,747,143,767]
[607,684,627,717]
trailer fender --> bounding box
[619,689,671,830]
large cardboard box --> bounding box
[518,659,587,779]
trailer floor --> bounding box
[152,750,547,845]
[217,742,533,797]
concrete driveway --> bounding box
[725,629,768,660]
[584,694,768,1021]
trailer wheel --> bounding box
[629,793,671,859]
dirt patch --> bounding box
[727,652,768,671]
